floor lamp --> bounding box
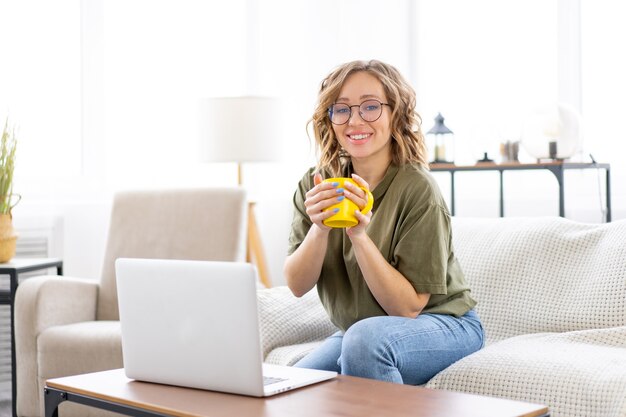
[198,96,281,288]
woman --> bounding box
[283,60,484,385]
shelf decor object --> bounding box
[426,112,455,164]
[198,96,282,288]
[521,103,582,161]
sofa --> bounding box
[258,216,626,417]
[16,213,626,417]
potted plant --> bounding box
[0,118,19,262]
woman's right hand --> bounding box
[304,173,342,231]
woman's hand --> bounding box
[345,173,372,238]
[304,173,343,231]
[285,172,339,296]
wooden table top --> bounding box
[46,369,549,417]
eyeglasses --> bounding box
[328,99,390,125]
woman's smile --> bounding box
[333,71,392,165]
[346,132,373,142]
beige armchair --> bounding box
[15,188,248,417]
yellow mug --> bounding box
[322,177,374,228]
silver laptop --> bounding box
[115,258,336,397]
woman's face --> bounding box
[331,71,393,168]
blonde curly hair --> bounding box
[308,60,428,177]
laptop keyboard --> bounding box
[263,376,288,386]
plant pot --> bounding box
[0,213,17,263]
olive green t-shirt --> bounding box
[287,163,476,331]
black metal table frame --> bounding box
[44,386,172,417]
[430,162,611,222]
[0,258,63,417]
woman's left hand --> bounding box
[345,173,372,238]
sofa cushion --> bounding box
[451,217,626,344]
[257,286,338,358]
[265,341,325,366]
[426,326,626,417]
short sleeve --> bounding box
[391,202,451,295]
[287,170,315,255]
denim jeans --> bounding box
[294,310,484,385]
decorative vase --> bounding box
[0,213,17,263]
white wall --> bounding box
[16,198,111,280]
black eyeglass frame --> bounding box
[328,99,390,125]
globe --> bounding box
[521,103,582,160]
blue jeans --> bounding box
[294,310,484,385]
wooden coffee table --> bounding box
[44,369,549,417]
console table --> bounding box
[0,258,63,417]
[430,162,611,222]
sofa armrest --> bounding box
[15,275,99,417]
[257,286,338,358]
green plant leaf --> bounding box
[0,118,18,214]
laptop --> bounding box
[115,258,337,397]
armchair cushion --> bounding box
[97,188,248,320]
[15,276,98,417]
[37,321,123,413]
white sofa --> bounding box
[258,216,626,417]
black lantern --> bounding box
[426,113,455,164]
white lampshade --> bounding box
[198,96,282,163]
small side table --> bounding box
[0,258,63,417]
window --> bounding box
[414,0,559,164]
[0,1,82,188]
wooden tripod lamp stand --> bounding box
[199,96,281,288]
